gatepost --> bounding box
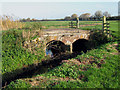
[76,17,79,28]
[102,16,110,37]
[103,16,106,33]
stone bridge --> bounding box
[31,28,91,55]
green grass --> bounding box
[5,79,31,89]
[2,30,45,83]
[3,20,119,88]
[109,21,118,38]
[23,21,103,29]
[0,62,1,74]
[23,21,118,39]
[5,41,119,88]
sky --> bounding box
[0,0,119,20]
[0,0,120,2]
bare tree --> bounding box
[94,10,103,20]
[79,13,91,20]
[64,16,71,21]
[26,18,30,22]
[32,18,36,21]
[103,11,111,17]
[71,14,78,20]
[79,14,84,20]
[20,18,26,22]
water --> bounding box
[46,49,53,57]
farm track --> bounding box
[2,52,82,88]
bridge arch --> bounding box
[72,39,89,53]
[46,40,66,57]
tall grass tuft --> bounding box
[0,15,25,31]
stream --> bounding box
[2,52,82,88]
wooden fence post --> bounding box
[71,21,73,28]
[69,21,73,28]
[107,22,110,37]
[69,17,79,29]
[103,16,111,37]
[76,17,79,28]
[103,16,106,33]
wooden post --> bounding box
[103,16,106,33]
[71,21,73,28]
[107,22,110,37]
[76,17,79,28]
[103,16,106,23]
[69,22,71,28]
[103,16,111,37]
[70,21,73,28]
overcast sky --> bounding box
[0,0,119,20]
[0,0,119,2]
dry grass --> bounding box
[0,15,25,31]
[22,29,45,55]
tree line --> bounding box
[20,10,119,22]
[64,10,111,21]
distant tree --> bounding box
[89,15,95,20]
[103,11,111,17]
[94,10,103,20]
[20,18,26,22]
[79,14,84,20]
[26,18,30,22]
[79,13,91,20]
[32,18,36,21]
[71,14,78,20]
[64,16,71,21]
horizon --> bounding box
[0,2,119,20]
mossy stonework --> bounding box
[24,29,90,53]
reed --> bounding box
[0,15,25,31]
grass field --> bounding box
[24,21,103,29]
[2,20,119,88]
[23,20,118,36]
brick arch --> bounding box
[46,40,66,56]
[56,34,89,45]
[46,40,65,47]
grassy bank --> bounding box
[5,41,119,88]
[2,30,45,84]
